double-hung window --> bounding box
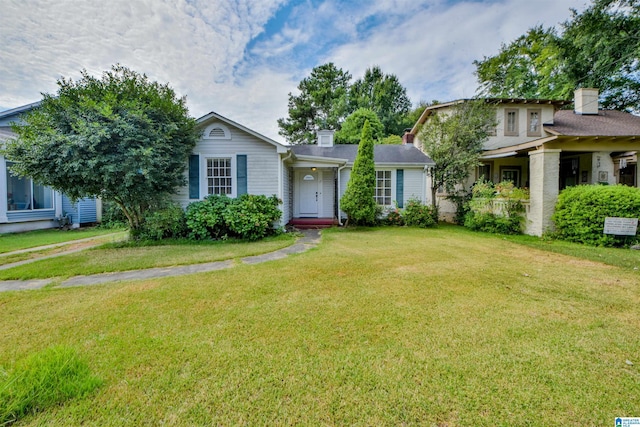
[375,170,392,206]
[207,158,232,195]
[527,109,541,136]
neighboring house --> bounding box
[411,88,640,236]
[174,112,434,226]
[0,103,100,233]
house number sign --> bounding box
[603,217,638,236]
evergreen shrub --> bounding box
[552,185,640,246]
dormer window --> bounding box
[204,123,231,140]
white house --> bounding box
[174,111,434,227]
[411,89,640,236]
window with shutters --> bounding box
[207,158,232,195]
[375,170,392,206]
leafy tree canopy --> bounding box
[277,63,351,144]
[335,108,384,144]
[417,101,496,208]
[474,0,640,111]
[278,63,413,144]
[4,64,198,232]
[349,66,412,136]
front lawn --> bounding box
[0,228,123,254]
[0,234,296,280]
[0,227,638,425]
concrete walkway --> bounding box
[0,229,321,292]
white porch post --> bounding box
[528,148,561,236]
[0,157,8,223]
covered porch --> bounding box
[481,135,640,236]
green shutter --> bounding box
[189,155,199,199]
[396,169,404,208]
[237,155,247,196]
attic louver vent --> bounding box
[209,127,226,138]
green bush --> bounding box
[552,185,640,246]
[0,346,102,425]
[403,198,436,228]
[185,195,233,240]
[464,179,526,235]
[224,194,282,241]
[385,207,404,226]
[135,203,187,241]
[186,194,281,241]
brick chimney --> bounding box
[402,129,414,145]
[574,88,599,115]
[317,129,334,147]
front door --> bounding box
[299,172,318,216]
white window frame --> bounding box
[205,157,234,196]
[375,170,393,206]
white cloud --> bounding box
[0,0,590,143]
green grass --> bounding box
[0,228,124,254]
[0,346,102,425]
[504,231,640,270]
[0,234,296,280]
[0,227,638,425]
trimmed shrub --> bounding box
[185,195,233,240]
[552,185,640,246]
[403,198,436,228]
[0,346,102,425]
[464,212,523,234]
[224,194,282,241]
[186,194,281,241]
[135,203,187,241]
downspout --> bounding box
[337,161,348,225]
[280,151,293,226]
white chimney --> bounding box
[317,129,334,147]
[574,88,599,115]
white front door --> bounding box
[299,172,318,216]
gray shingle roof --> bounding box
[291,144,433,165]
[547,110,640,136]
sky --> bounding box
[0,0,589,141]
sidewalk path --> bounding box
[0,229,321,292]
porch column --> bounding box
[592,152,616,185]
[528,148,561,236]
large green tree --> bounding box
[474,0,640,111]
[474,26,573,100]
[277,63,351,144]
[340,120,377,225]
[417,101,496,208]
[349,66,412,136]
[334,108,384,144]
[4,65,198,233]
[560,0,640,110]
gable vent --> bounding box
[209,127,227,138]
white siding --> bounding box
[403,168,425,205]
[321,170,334,218]
[174,124,280,207]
